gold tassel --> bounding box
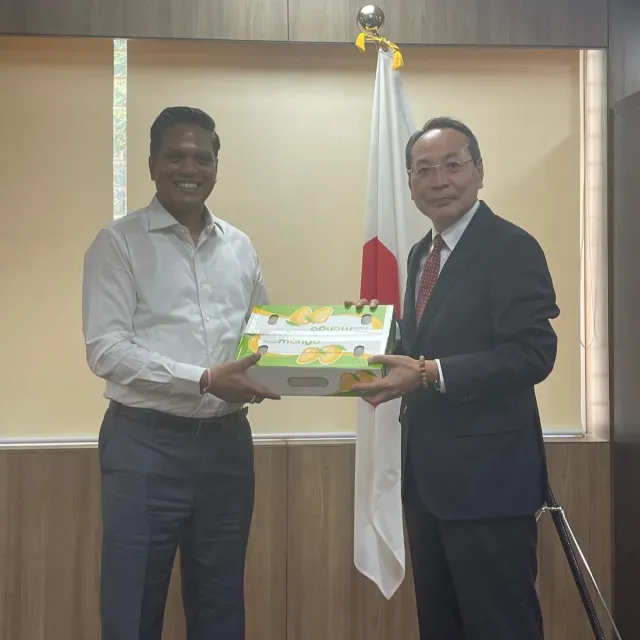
[354,33,406,70]
[392,49,404,70]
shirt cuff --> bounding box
[433,359,446,393]
[171,363,207,396]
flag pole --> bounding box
[352,4,411,601]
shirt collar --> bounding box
[437,199,480,251]
[147,195,224,234]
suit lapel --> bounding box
[414,203,494,343]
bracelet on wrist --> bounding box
[418,356,429,389]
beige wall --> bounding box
[0,38,580,438]
[0,37,112,439]
[128,41,580,435]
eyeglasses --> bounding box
[409,159,474,180]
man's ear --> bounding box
[148,155,155,181]
[477,158,484,189]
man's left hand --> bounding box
[344,298,379,311]
[351,355,438,406]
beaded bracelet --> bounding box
[418,356,429,389]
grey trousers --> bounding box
[99,402,255,640]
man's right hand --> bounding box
[205,354,281,404]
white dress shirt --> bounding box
[82,196,268,418]
[415,200,480,391]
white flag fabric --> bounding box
[354,49,430,599]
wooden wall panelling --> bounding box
[284,440,417,639]
[288,0,607,47]
[286,442,612,640]
[0,0,288,41]
[286,444,358,640]
[608,0,640,633]
[610,90,640,639]
[0,0,608,45]
[0,441,612,640]
[0,445,287,640]
[539,443,612,639]
[0,449,102,640]
[609,0,640,104]
[244,444,288,640]
[285,442,421,640]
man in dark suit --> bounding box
[352,117,559,640]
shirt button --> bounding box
[206,316,210,321]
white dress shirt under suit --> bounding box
[82,196,268,418]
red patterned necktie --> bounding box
[416,234,445,321]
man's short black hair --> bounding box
[405,117,481,170]
[150,106,220,157]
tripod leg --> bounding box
[543,484,621,639]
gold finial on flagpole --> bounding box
[355,5,405,70]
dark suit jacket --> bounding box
[398,201,559,521]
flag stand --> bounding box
[539,484,622,639]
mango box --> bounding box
[235,304,396,397]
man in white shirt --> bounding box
[83,106,279,640]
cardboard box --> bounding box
[235,304,396,397]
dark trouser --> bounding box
[403,456,543,640]
[99,402,255,640]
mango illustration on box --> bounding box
[288,306,333,326]
[247,336,363,364]
[236,304,395,397]
[297,345,354,365]
[340,370,377,393]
